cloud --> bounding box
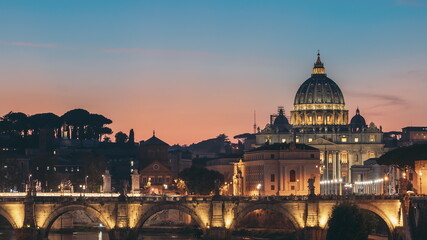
[103,48,216,57]
[0,41,56,48]
[347,91,409,110]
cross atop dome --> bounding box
[312,51,326,75]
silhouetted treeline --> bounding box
[0,108,112,150]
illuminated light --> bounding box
[224,217,232,229]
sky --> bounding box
[1,0,426,145]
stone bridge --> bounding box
[0,193,419,240]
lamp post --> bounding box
[419,171,423,195]
[384,175,389,195]
[257,183,262,196]
[28,174,32,193]
[85,176,89,194]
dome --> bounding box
[273,108,289,125]
[272,107,290,132]
[294,54,345,106]
[350,108,367,130]
[290,53,349,126]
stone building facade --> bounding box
[233,143,320,196]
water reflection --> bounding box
[48,231,109,240]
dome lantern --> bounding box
[312,52,326,75]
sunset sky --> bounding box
[1,0,426,145]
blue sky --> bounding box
[1,0,426,144]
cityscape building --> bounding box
[233,143,320,196]
[253,53,385,194]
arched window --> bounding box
[290,170,296,182]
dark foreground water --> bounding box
[0,230,279,240]
[2,231,202,240]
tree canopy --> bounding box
[327,202,375,240]
[115,131,128,144]
[178,167,224,195]
[378,144,427,169]
[0,109,113,149]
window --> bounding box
[281,138,287,143]
[290,170,296,182]
[142,177,147,184]
[271,185,275,190]
[308,138,313,143]
[341,137,347,142]
[166,177,170,183]
[369,135,375,142]
[296,138,300,143]
[158,177,163,184]
[310,154,315,158]
[328,154,333,163]
[271,174,275,182]
[341,152,348,163]
[354,137,359,143]
[369,152,375,158]
[270,154,275,159]
[291,186,295,190]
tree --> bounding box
[88,113,113,141]
[0,111,28,135]
[61,109,113,141]
[128,129,135,144]
[327,202,374,240]
[178,167,224,195]
[378,144,427,169]
[26,113,62,136]
[61,109,91,139]
[115,131,128,144]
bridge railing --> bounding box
[0,192,409,202]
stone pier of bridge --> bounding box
[0,193,419,240]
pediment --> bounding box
[308,138,336,146]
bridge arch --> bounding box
[0,207,18,229]
[135,203,205,229]
[41,204,112,237]
[355,202,395,236]
[230,203,302,230]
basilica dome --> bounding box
[294,54,345,106]
[290,53,349,126]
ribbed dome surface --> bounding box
[294,74,345,105]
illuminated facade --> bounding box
[233,143,320,196]
[256,53,385,194]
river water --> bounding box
[0,230,268,240]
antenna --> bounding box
[253,110,257,134]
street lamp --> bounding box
[28,174,32,193]
[256,183,262,196]
[384,175,389,195]
[85,176,89,194]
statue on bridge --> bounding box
[308,177,316,197]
